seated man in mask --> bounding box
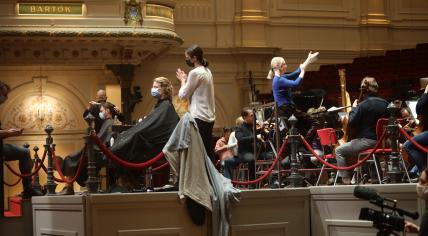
[110,77,180,191]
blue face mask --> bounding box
[99,112,105,120]
[151,88,160,97]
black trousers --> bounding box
[3,144,33,191]
[194,118,215,164]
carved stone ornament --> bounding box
[124,0,143,26]
[4,95,77,131]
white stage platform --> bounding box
[31,184,424,236]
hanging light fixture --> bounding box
[32,75,52,123]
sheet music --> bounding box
[327,105,352,113]
[405,100,420,124]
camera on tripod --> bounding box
[354,186,419,236]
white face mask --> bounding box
[416,183,428,199]
[99,112,105,120]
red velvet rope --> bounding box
[2,177,21,187]
[258,167,334,173]
[4,149,48,178]
[39,162,65,183]
[152,162,169,172]
[91,134,165,169]
[399,127,428,153]
[51,146,87,184]
[231,137,288,185]
[301,131,387,171]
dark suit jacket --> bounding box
[235,122,255,159]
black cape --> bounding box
[111,99,179,163]
[61,118,113,186]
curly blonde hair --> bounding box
[154,77,173,101]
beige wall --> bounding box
[139,0,428,130]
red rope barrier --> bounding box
[231,137,288,185]
[39,162,65,183]
[91,134,165,169]
[51,146,87,185]
[257,168,334,173]
[301,131,387,171]
[399,127,428,153]
[2,177,21,187]
[152,162,169,172]
[4,149,48,178]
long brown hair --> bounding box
[154,77,173,101]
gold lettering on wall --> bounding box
[18,3,83,16]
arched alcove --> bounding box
[0,78,87,133]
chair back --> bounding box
[317,128,337,146]
[376,118,388,139]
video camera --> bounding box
[353,186,419,236]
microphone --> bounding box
[353,186,419,220]
[353,185,385,203]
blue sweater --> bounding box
[272,67,302,107]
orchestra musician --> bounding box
[403,84,428,176]
[334,77,388,185]
[401,107,417,135]
[267,51,320,142]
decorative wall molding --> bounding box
[0,77,88,133]
[4,96,77,131]
[270,0,358,22]
[174,1,213,23]
[0,30,181,65]
[389,0,428,26]
[0,0,182,65]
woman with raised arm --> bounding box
[267,51,320,142]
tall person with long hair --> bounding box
[176,45,216,163]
